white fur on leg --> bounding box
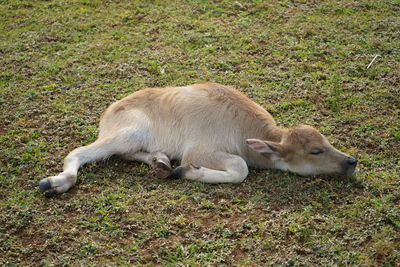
[184,156,249,184]
[181,151,249,184]
[183,167,246,183]
[46,173,77,193]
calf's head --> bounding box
[247,125,357,176]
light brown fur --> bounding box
[39,82,357,196]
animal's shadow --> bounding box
[72,155,364,212]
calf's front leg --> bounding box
[122,151,172,178]
[169,151,249,184]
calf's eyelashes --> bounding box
[310,149,324,155]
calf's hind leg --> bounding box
[122,151,172,178]
[39,127,148,197]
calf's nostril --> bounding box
[346,156,357,166]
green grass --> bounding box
[1,0,399,265]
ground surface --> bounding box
[1,0,399,266]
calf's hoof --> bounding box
[153,159,172,179]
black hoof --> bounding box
[39,179,51,192]
[167,166,187,179]
[44,189,58,198]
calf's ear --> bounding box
[246,139,284,157]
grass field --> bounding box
[1,0,399,265]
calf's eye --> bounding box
[310,149,324,155]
